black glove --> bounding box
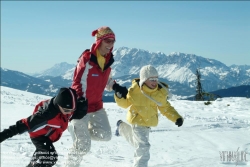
[70,97,88,121]
[0,125,19,143]
[175,118,183,127]
[113,83,128,99]
[0,129,13,143]
[0,120,28,143]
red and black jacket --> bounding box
[71,44,114,113]
[20,97,80,142]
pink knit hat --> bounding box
[92,26,115,41]
[91,26,115,53]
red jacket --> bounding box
[22,98,73,142]
[71,44,114,113]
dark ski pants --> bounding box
[27,136,58,167]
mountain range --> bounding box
[1,47,250,100]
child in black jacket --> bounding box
[0,87,88,167]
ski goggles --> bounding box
[148,78,159,82]
[61,107,76,113]
[103,38,116,44]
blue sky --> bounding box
[1,1,250,74]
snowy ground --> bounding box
[1,86,250,167]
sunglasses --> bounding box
[60,106,75,113]
[103,39,116,44]
[148,78,159,82]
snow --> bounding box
[1,86,250,167]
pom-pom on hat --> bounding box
[139,65,158,87]
[54,87,77,111]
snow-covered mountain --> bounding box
[111,47,250,92]
[31,62,75,77]
[61,47,250,96]
[0,67,61,96]
[1,47,250,97]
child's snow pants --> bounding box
[27,136,58,167]
[119,122,151,167]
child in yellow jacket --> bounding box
[113,65,183,167]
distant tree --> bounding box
[195,69,204,101]
[194,68,221,101]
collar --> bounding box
[141,84,158,93]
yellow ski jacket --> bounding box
[114,79,182,127]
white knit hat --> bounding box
[139,65,158,87]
